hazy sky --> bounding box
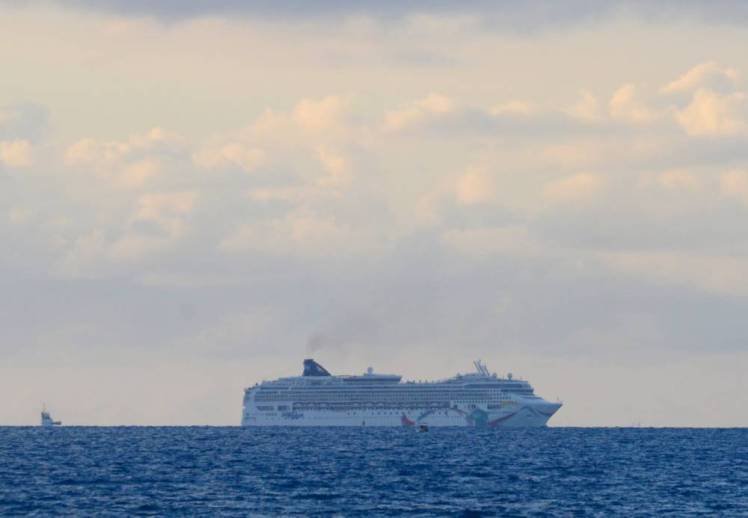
[2,1,747,426]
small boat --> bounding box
[418,424,428,432]
[40,406,61,427]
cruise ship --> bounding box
[241,359,562,427]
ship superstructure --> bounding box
[241,359,561,428]
[40,406,61,427]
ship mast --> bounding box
[473,360,490,376]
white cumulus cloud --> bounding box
[455,167,496,205]
[192,141,265,173]
[0,139,32,167]
[674,89,748,136]
[384,93,454,132]
[662,61,738,94]
[609,84,657,124]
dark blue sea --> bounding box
[0,427,745,516]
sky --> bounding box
[1,0,747,426]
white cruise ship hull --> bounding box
[242,400,561,428]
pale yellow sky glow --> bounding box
[1,2,747,426]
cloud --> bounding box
[5,0,621,23]
[656,170,702,191]
[455,167,496,205]
[720,169,748,204]
[384,93,454,132]
[192,95,356,184]
[441,225,540,258]
[378,95,625,139]
[7,207,31,225]
[65,127,178,167]
[658,62,748,137]
[249,96,353,142]
[601,251,748,297]
[64,127,182,188]
[662,61,738,94]
[674,89,748,136]
[55,189,198,276]
[315,147,350,188]
[119,159,161,189]
[247,185,339,205]
[192,141,265,173]
[608,84,658,124]
[134,191,197,226]
[0,103,48,141]
[16,0,748,32]
[0,139,32,167]
[490,100,539,117]
[542,173,605,203]
[293,95,350,133]
[219,210,356,257]
[566,91,604,122]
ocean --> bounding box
[0,427,745,516]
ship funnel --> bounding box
[303,359,332,377]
